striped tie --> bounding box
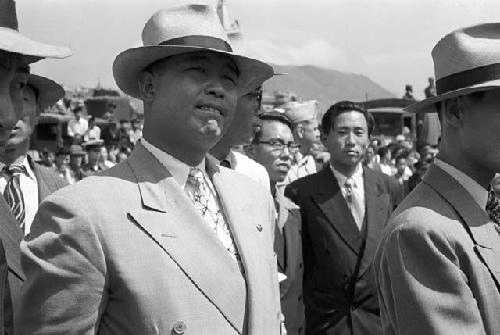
[3,165,26,230]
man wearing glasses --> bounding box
[285,101,401,335]
[211,85,270,191]
[251,111,304,335]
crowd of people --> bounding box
[0,1,498,335]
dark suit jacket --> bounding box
[0,157,68,334]
[275,186,305,335]
[285,167,399,335]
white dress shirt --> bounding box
[225,149,271,193]
[0,155,38,235]
[67,118,88,137]
[434,158,488,209]
[331,163,366,230]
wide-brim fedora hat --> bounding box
[113,4,274,99]
[407,23,500,113]
[0,0,72,62]
[27,74,65,109]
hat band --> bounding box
[159,35,233,52]
[436,63,500,95]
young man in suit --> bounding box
[251,111,305,335]
[374,23,500,335]
[285,101,401,335]
[17,4,281,335]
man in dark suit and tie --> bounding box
[285,101,401,335]
[0,74,68,329]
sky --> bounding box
[16,0,500,99]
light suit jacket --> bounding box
[0,158,67,334]
[374,164,500,335]
[16,143,281,335]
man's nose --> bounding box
[205,78,226,99]
[345,132,355,145]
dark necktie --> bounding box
[3,165,27,230]
[485,187,500,234]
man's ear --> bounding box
[442,97,463,128]
[138,71,156,102]
[295,123,305,139]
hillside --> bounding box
[264,64,395,111]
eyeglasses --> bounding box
[257,139,300,153]
[244,87,263,106]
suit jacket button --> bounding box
[173,321,187,334]
[257,224,263,232]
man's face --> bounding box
[395,158,407,175]
[70,155,83,168]
[458,90,500,174]
[0,53,28,150]
[221,87,261,146]
[145,51,239,154]
[6,85,38,149]
[324,110,370,169]
[87,147,100,163]
[74,110,81,120]
[55,154,69,168]
[298,118,320,154]
[252,120,294,184]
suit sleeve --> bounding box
[15,194,107,335]
[376,220,486,335]
[0,240,9,335]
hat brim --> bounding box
[0,27,72,62]
[405,79,500,113]
[28,74,65,109]
[113,45,274,98]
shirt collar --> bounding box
[0,155,36,180]
[434,158,488,209]
[330,163,363,189]
[141,138,205,188]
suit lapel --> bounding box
[126,145,246,333]
[424,164,500,285]
[312,168,362,254]
[358,168,388,277]
[0,196,24,281]
[31,163,47,204]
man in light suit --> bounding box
[374,23,500,335]
[16,4,281,335]
[285,101,401,335]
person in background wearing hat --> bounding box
[211,85,271,191]
[81,139,106,176]
[67,144,86,184]
[374,23,500,335]
[0,0,71,333]
[402,84,416,101]
[17,4,282,335]
[251,111,305,335]
[286,101,401,335]
[282,101,321,184]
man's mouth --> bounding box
[196,103,224,116]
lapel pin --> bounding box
[257,224,263,232]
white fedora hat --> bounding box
[407,23,500,113]
[27,74,65,109]
[113,4,274,99]
[0,0,72,62]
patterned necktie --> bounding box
[485,187,500,234]
[3,165,27,230]
[344,178,364,230]
[185,167,240,263]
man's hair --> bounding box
[73,105,83,113]
[252,111,293,144]
[321,101,374,136]
[377,146,390,158]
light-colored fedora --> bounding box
[407,23,500,113]
[281,100,318,124]
[0,0,72,61]
[113,4,274,99]
[27,74,65,109]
